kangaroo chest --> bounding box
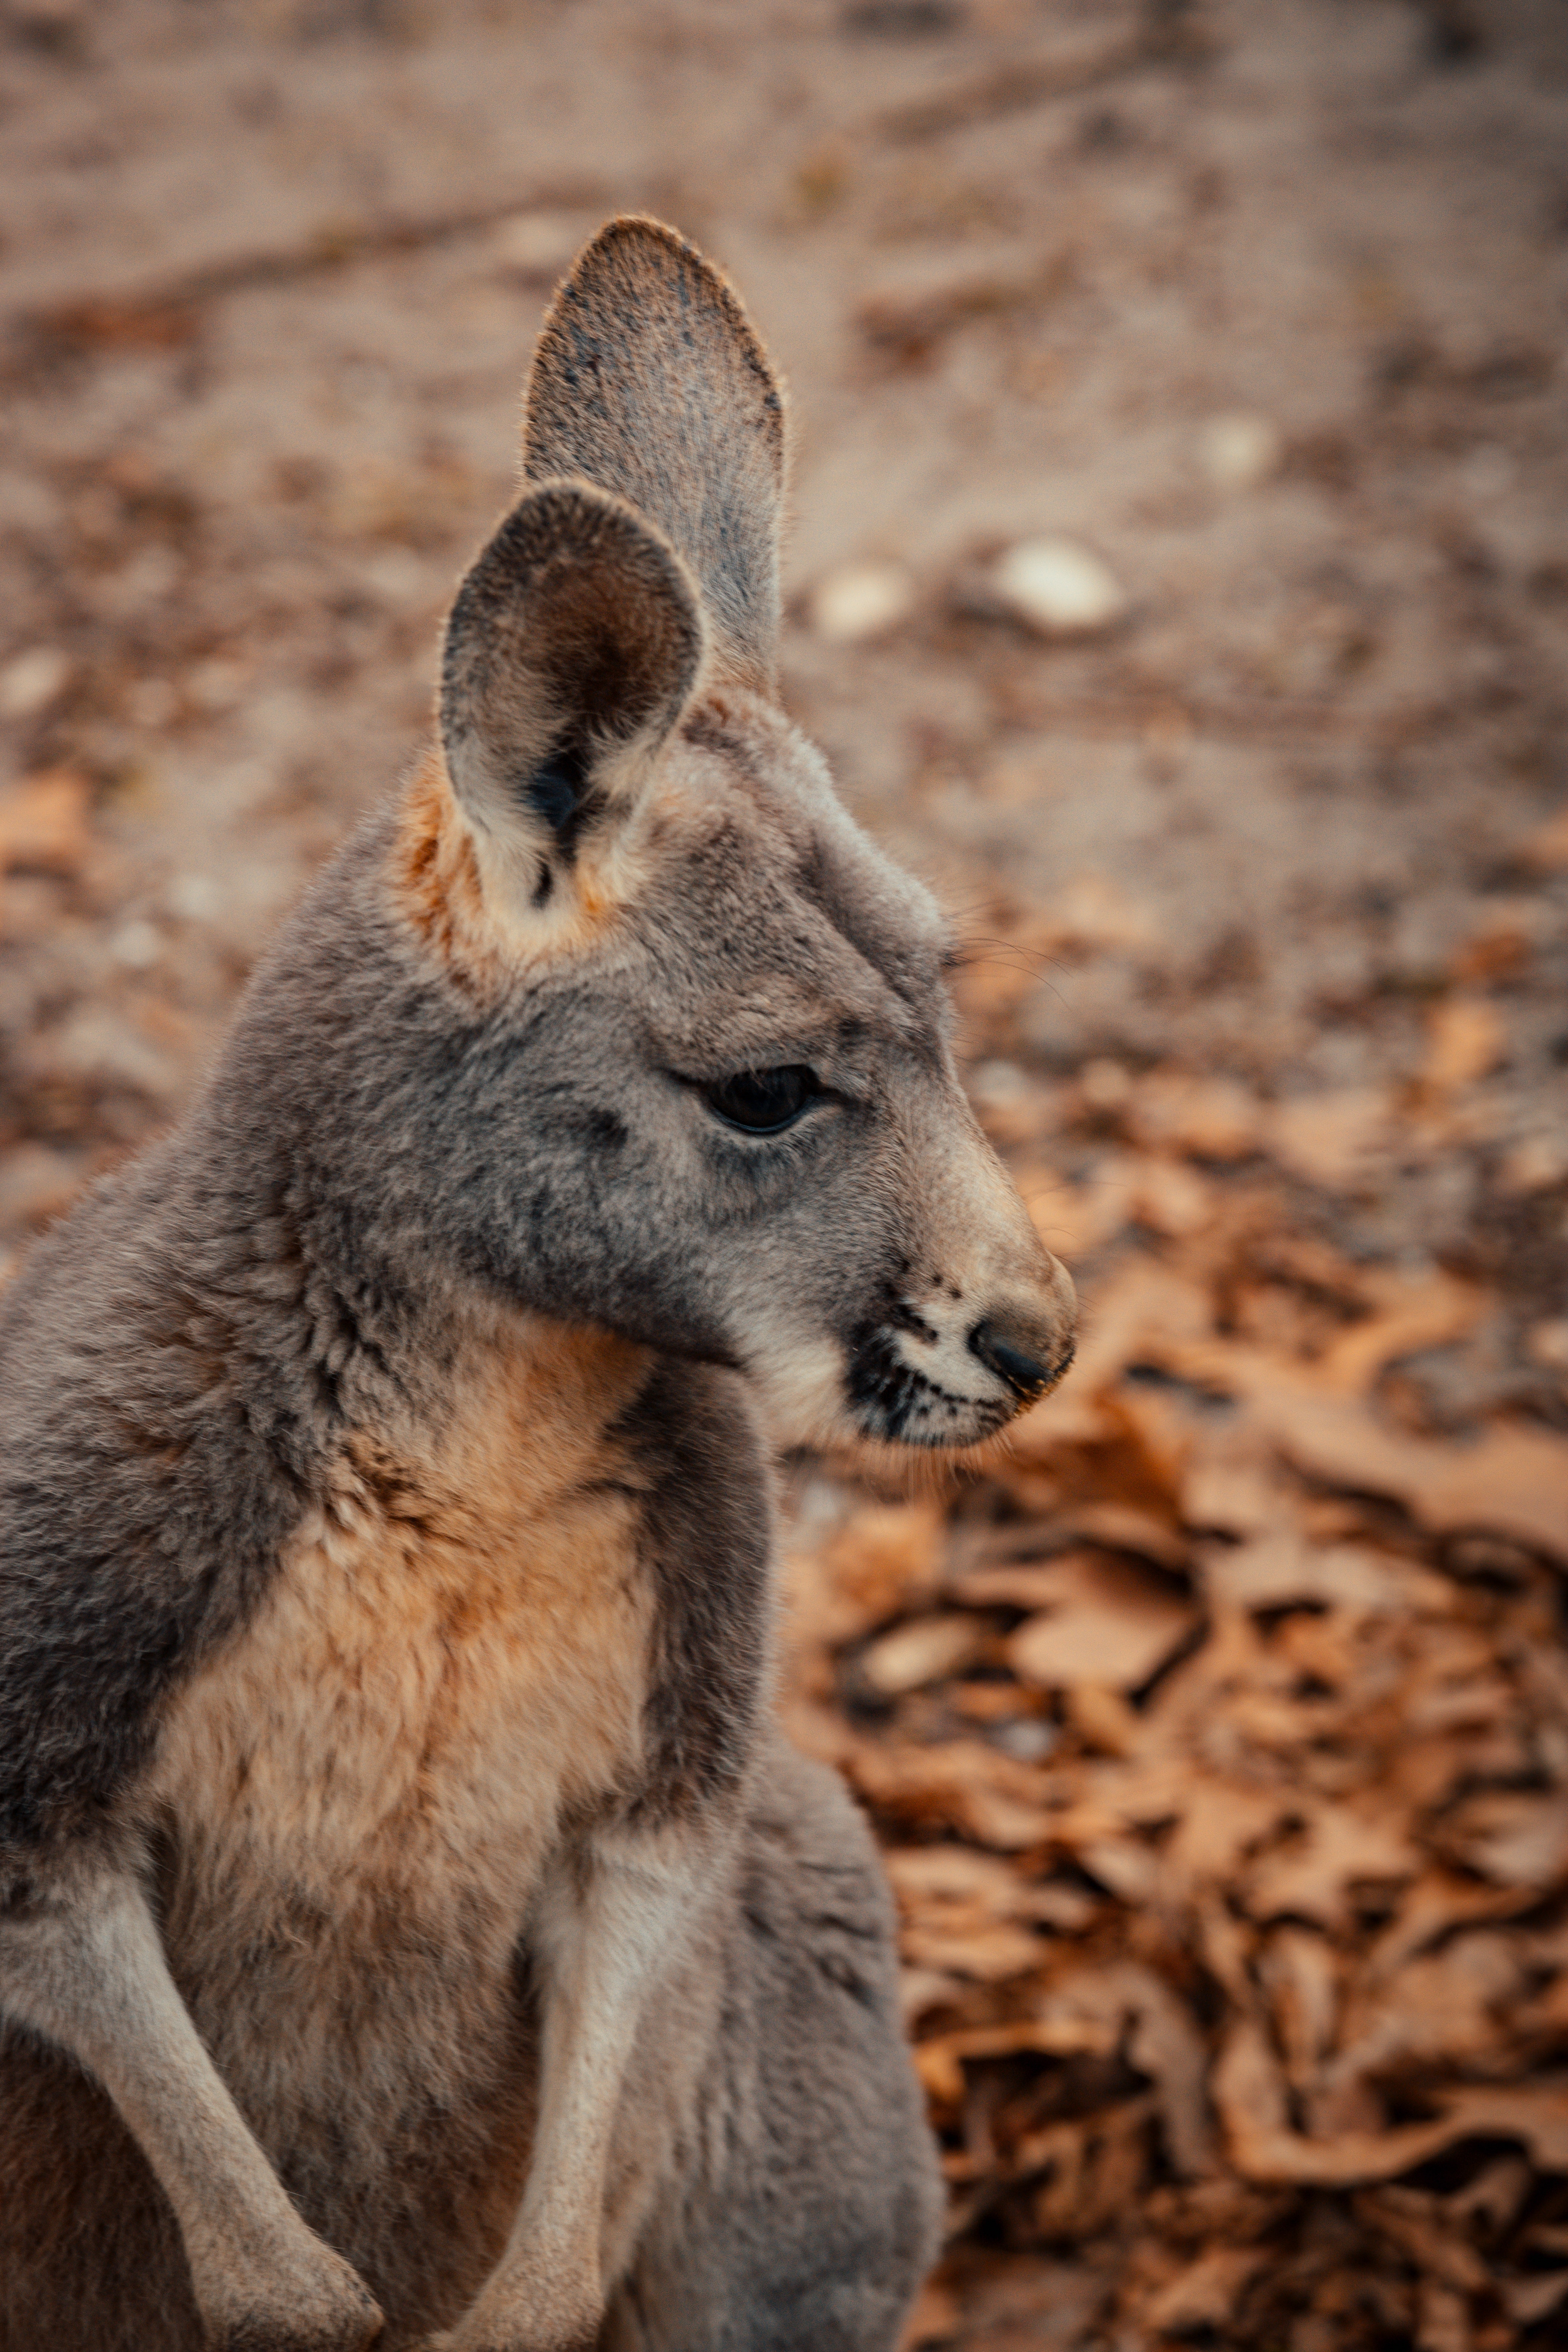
[143,1341,654,2061]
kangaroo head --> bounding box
[395,216,1073,1451]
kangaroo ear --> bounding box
[521,216,786,697]
[440,479,704,867]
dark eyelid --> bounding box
[692,1063,827,1139]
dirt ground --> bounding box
[3,2,1568,2347]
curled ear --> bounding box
[439,479,704,872]
[521,216,786,696]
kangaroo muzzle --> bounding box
[968,1271,1078,1404]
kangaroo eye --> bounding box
[701,1066,817,1135]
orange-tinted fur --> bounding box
[152,1314,654,1921]
[133,1315,657,2331]
[395,752,513,1002]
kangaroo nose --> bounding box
[968,1314,1071,1401]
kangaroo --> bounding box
[0,218,1075,2352]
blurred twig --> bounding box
[874,3,1216,143]
[4,181,608,375]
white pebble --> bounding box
[491,211,583,279]
[109,919,161,971]
[991,538,1127,635]
[809,559,917,644]
[972,1059,1029,1107]
[1198,412,1281,492]
[0,646,70,720]
[167,873,220,923]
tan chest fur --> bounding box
[145,1323,654,2005]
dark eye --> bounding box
[701,1065,817,1135]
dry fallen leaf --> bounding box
[850,1736,1054,1850]
[764,912,1562,2343]
[0,767,91,877]
[860,1612,990,1696]
[1127,1153,1213,1238]
[1018,1159,1135,1259]
[1247,1804,1417,1930]
[1422,995,1507,1094]
[1007,1553,1196,1693]
[1213,2017,1459,2185]
[1445,1790,1568,1888]
[1126,1072,1265,1161]
[1502,2269,1568,2326]
[787,1499,948,1654]
[1139,2242,1269,2333]
[1203,1530,1424,1617]
[1268,1088,1390,1188]
[1520,800,1568,873]
[900,1917,1049,1982]
[1260,1924,1340,2086]
[1315,1265,1488,1392]
[1336,1934,1527,2075]
[1150,1335,1568,1562]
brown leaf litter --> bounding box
[784,1039,1568,2352]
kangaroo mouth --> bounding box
[844,1321,1017,1449]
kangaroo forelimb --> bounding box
[0,1852,383,2351]
[431,1826,725,2352]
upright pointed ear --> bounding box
[521,216,786,696]
[440,479,704,880]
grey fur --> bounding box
[522,219,784,694]
[0,215,1073,2352]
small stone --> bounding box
[989,1717,1058,1764]
[490,211,583,281]
[0,646,71,721]
[49,1007,180,1097]
[109,919,162,971]
[1050,873,1156,952]
[1527,1319,1568,1374]
[1499,1133,1568,1195]
[1197,412,1281,492]
[1461,443,1513,499]
[167,873,220,922]
[361,549,427,605]
[990,537,1127,635]
[969,1057,1042,1146]
[809,559,917,643]
[970,1058,1029,1109]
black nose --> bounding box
[968,1318,1056,1400]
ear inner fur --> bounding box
[440,479,705,865]
[521,216,786,696]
